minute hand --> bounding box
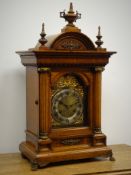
[65,102,78,108]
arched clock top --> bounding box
[50,32,96,51]
[35,3,96,51]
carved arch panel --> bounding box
[50,32,96,51]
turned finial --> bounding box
[39,22,47,46]
[95,26,103,48]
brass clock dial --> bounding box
[52,88,83,126]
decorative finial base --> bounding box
[61,25,81,33]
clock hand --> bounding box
[60,101,69,109]
[64,103,77,110]
[69,102,78,107]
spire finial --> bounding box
[39,22,47,46]
[95,26,103,48]
[68,2,74,13]
[98,26,101,35]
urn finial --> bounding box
[60,3,81,32]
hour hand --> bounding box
[59,101,68,109]
[70,101,78,107]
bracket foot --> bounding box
[31,161,39,171]
[109,153,115,161]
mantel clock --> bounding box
[16,3,116,170]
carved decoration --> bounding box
[51,32,96,51]
[61,138,81,146]
[55,38,86,50]
[52,74,84,98]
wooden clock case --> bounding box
[16,3,116,170]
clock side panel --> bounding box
[26,67,39,148]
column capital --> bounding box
[38,67,51,72]
[94,66,105,72]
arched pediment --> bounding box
[50,32,96,51]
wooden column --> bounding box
[38,67,51,139]
[93,67,104,133]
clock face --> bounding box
[52,88,83,126]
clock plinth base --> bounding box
[19,141,114,170]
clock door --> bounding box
[51,73,91,129]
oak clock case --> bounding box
[16,3,116,170]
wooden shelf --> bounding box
[0,144,131,174]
